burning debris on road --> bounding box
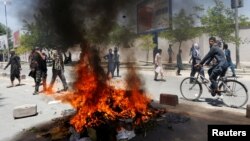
[16,0,174,140]
[15,102,170,141]
[49,46,168,138]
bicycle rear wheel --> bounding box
[180,77,202,101]
[219,80,248,108]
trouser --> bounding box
[190,65,205,82]
[107,63,114,77]
[177,68,180,74]
[10,72,20,82]
[227,61,236,75]
[49,69,68,90]
[208,65,227,90]
[169,55,172,63]
[113,62,120,76]
[154,64,158,79]
[177,64,182,74]
[34,70,47,92]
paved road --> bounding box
[0,64,250,141]
[141,69,250,108]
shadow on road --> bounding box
[204,98,224,107]
[180,97,225,107]
[0,94,6,107]
[6,83,26,88]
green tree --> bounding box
[108,23,136,48]
[137,34,155,65]
[201,0,235,42]
[160,9,202,54]
[0,23,6,34]
[239,15,250,27]
[22,16,58,50]
[18,34,34,53]
[0,22,13,61]
[0,23,13,48]
[201,0,249,68]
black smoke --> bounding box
[28,0,137,50]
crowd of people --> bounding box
[4,47,69,95]
[3,38,236,97]
[3,46,121,95]
[152,36,236,97]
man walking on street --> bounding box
[31,47,47,95]
[4,49,21,87]
[48,49,68,92]
[190,43,205,82]
[223,44,236,77]
[153,46,158,64]
[154,49,165,81]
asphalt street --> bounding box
[0,63,250,141]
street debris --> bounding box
[48,100,62,105]
[13,104,38,119]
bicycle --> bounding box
[180,67,248,108]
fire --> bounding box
[53,48,152,132]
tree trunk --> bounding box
[178,41,182,65]
[178,41,182,53]
[146,45,149,65]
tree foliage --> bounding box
[201,0,249,43]
[201,0,235,42]
[0,22,13,50]
[159,9,202,51]
[137,34,155,64]
[18,34,35,54]
[22,15,60,51]
[108,23,136,48]
[239,15,250,27]
[0,23,6,34]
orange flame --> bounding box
[55,48,152,132]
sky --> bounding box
[0,0,35,32]
[0,0,250,32]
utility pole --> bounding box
[4,0,10,61]
[234,0,240,68]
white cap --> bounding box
[193,43,198,47]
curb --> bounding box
[151,101,250,124]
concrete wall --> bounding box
[18,28,250,65]
[197,28,250,63]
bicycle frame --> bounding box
[181,67,248,107]
[191,69,238,94]
[191,71,211,92]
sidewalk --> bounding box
[135,61,250,75]
[1,61,250,80]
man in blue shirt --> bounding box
[223,44,236,77]
[113,47,120,77]
[196,37,228,96]
[104,49,114,78]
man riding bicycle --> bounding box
[195,37,229,96]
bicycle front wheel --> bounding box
[180,77,202,101]
[219,80,248,108]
